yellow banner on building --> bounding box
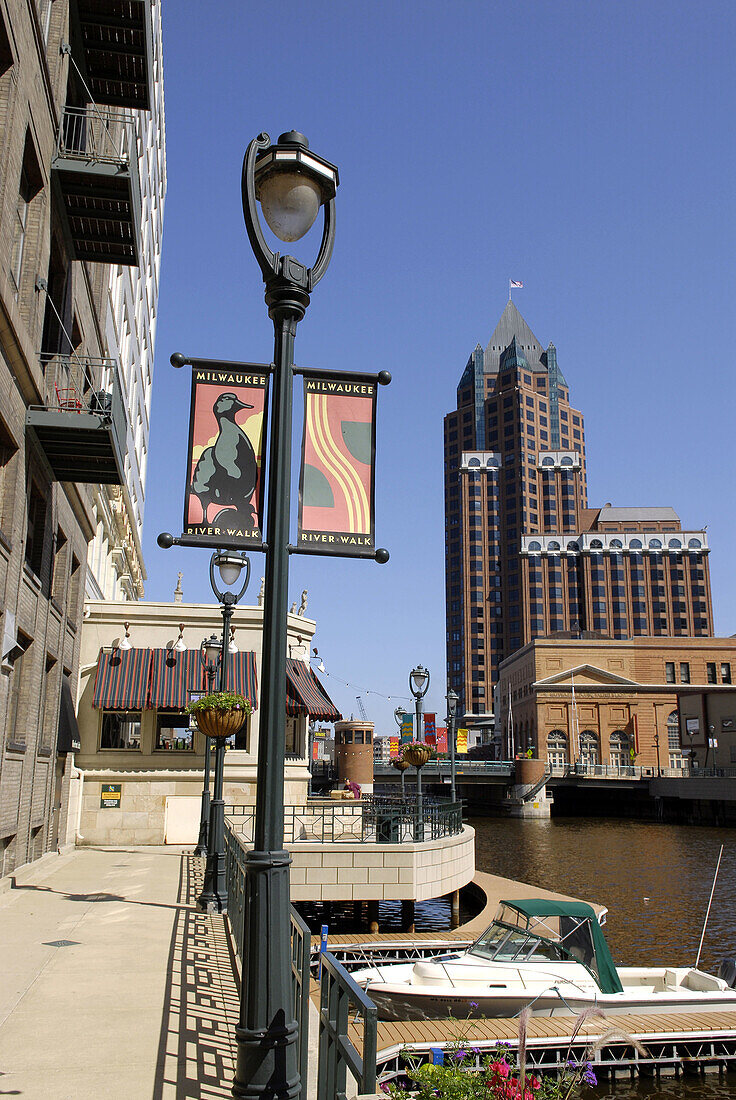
[456,728,468,754]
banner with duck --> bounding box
[297,373,377,555]
[183,365,270,544]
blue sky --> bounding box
[143,1,736,734]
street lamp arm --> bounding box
[241,133,278,282]
[309,195,336,290]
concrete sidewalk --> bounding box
[0,846,239,1098]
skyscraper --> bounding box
[444,302,712,727]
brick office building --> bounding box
[443,301,713,728]
[0,0,164,876]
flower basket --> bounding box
[186,691,252,740]
[194,708,246,739]
[403,743,430,768]
[391,758,410,773]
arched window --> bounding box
[487,455,499,467]
[546,729,568,768]
[609,729,631,771]
[567,541,580,552]
[579,730,599,768]
[629,538,642,549]
[528,540,541,552]
[590,538,603,550]
[468,457,480,467]
[666,710,684,769]
[561,456,573,466]
[688,538,702,549]
[649,538,662,549]
[668,538,682,549]
[548,540,560,551]
[610,538,623,549]
[541,456,555,467]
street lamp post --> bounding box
[194,633,222,858]
[394,706,407,797]
[446,688,459,804]
[197,551,251,913]
[409,665,430,842]
[233,131,339,1100]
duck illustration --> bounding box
[191,393,258,529]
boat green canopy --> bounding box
[500,899,623,995]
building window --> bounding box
[100,712,142,750]
[10,133,43,293]
[546,730,568,768]
[155,712,194,751]
[5,633,32,750]
[707,662,717,684]
[25,479,47,578]
[679,663,690,684]
[665,662,676,683]
[722,663,732,685]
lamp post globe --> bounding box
[233,130,338,1100]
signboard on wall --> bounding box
[100,783,121,809]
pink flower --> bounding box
[488,1060,510,1079]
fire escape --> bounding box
[26,0,152,485]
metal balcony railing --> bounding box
[56,104,134,166]
[38,352,118,415]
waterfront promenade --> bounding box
[0,846,238,1098]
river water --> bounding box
[471,816,736,1097]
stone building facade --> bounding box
[497,636,736,769]
[0,0,164,876]
[72,599,340,846]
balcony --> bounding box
[69,0,153,110]
[52,105,141,266]
[26,354,126,484]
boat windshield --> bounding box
[469,920,569,963]
[468,902,600,978]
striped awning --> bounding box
[93,648,259,710]
[93,648,152,710]
[286,659,341,721]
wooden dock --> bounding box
[354,1010,736,1080]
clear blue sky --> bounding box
[143,0,736,734]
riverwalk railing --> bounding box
[224,820,378,1100]
[225,796,463,844]
[317,951,377,1100]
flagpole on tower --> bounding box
[509,278,523,301]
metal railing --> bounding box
[38,353,118,415]
[224,821,311,1099]
[374,758,513,776]
[56,104,134,165]
[226,796,463,845]
[317,952,377,1100]
[548,763,702,780]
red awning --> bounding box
[93,648,152,710]
[93,648,259,710]
[286,659,341,721]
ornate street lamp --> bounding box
[408,665,430,841]
[446,687,459,804]
[233,130,338,1100]
[193,633,222,858]
[197,551,250,913]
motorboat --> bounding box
[351,898,736,1021]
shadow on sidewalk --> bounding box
[152,854,241,1098]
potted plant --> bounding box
[403,740,431,768]
[186,691,253,739]
[390,754,410,773]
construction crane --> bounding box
[355,695,368,720]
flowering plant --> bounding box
[381,1006,645,1098]
[186,691,252,714]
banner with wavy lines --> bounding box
[298,374,377,554]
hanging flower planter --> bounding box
[390,756,410,773]
[186,692,253,739]
[403,742,431,768]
